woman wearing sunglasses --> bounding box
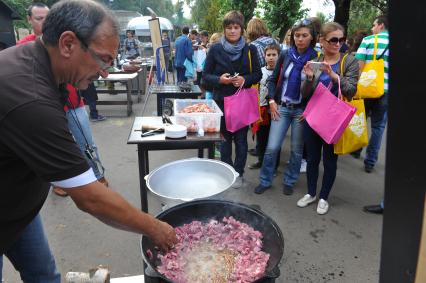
[254,19,318,195]
[297,22,359,214]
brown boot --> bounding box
[98,177,109,187]
[53,186,68,197]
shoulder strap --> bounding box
[377,45,389,60]
[248,49,252,74]
[373,34,378,60]
[340,53,349,75]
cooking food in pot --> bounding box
[155,217,270,283]
[180,103,215,113]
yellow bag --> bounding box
[334,99,368,154]
[355,35,385,99]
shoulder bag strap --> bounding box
[373,34,378,60]
[340,53,349,75]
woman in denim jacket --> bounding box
[254,19,318,195]
[297,22,359,215]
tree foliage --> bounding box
[185,0,231,34]
[327,0,387,33]
[229,0,257,27]
[257,0,307,40]
[347,0,382,36]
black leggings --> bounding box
[305,123,338,200]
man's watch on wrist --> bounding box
[268,99,276,105]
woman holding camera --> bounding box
[297,22,359,214]
[203,10,262,188]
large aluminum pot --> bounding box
[144,158,239,208]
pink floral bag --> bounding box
[303,77,356,144]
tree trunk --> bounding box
[333,0,351,33]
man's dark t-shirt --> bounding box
[0,39,90,253]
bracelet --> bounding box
[268,100,276,105]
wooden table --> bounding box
[148,84,202,116]
[96,71,143,116]
[127,116,222,213]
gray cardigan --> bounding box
[302,53,359,100]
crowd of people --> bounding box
[186,12,388,216]
[0,0,389,280]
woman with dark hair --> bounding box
[203,10,262,188]
[254,19,318,195]
[297,22,359,214]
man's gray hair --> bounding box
[42,0,119,48]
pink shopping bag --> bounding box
[303,77,356,144]
[224,84,260,133]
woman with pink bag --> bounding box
[297,22,359,215]
[202,10,262,188]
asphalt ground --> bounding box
[2,88,385,282]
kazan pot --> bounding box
[144,158,239,209]
[141,199,284,283]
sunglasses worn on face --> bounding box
[325,37,346,45]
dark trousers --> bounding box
[195,71,202,85]
[80,83,99,118]
[256,124,281,168]
[220,116,249,176]
[176,67,187,83]
[305,123,338,200]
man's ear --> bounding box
[58,31,80,59]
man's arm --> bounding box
[358,60,365,75]
[65,181,177,251]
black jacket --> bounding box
[202,42,262,101]
[266,48,319,106]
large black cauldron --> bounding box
[141,199,284,282]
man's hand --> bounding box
[150,219,178,251]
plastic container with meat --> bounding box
[174,99,223,133]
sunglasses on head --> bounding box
[325,37,346,45]
[294,19,312,27]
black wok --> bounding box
[141,199,284,282]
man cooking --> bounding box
[0,0,177,281]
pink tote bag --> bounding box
[224,84,260,133]
[303,77,356,144]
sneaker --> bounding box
[231,176,243,189]
[317,199,329,215]
[297,194,316,207]
[300,159,307,173]
[248,161,262,169]
[364,164,373,173]
[254,184,271,194]
[283,185,294,195]
[90,114,107,122]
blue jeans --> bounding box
[259,106,304,187]
[364,95,388,167]
[305,123,338,200]
[176,66,187,83]
[353,95,388,167]
[220,122,249,177]
[66,106,104,179]
[0,214,61,283]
